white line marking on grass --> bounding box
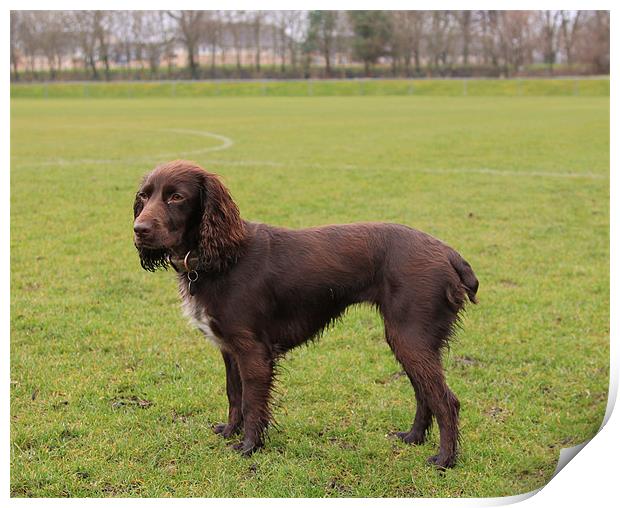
[12,127,606,180]
[160,129,234,154]
[12,128,234,167]
[414,167,607,180]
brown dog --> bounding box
[133,160,478,468]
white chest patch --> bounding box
[180,293,222,349]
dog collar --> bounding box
[168,251,201,296]
[168,250,201,273]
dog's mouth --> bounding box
[133,235,161,250]
[135,243,171,272]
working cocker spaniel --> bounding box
[133,160,478,469]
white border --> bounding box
[4,2,616,506]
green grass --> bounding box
[10,94,609,497]
[10,77,610,99]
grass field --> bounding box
[10,77,610,99]
[10,92,609,497]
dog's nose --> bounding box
[133,221,152,236]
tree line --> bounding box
[10,10,610,82]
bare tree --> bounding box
[167,10,204,79]
[219,12,228,67]
[501,11,534,75]
[273,11,289,72]
[72,11,99,79]
[559,10,581,68]
[10,11,21,80]
[163,31,177,74]
[224,10,246,72]
[410,12,426,74]
[112,11,134,71]
[147,12,174,76]
[539,10,562,73]
[573,10,609,74]
[388,11,404,73]
[204,11,223,75]
[267,12,280,72]
[91,11,113,80]
[458,11,472,65]
[427,11,456,73]
[123,11,173,76]
[479,10,500,70]
[283,10,306,72]
[390,11,426,76]
[590,11,610,74]
[251,10,265,72]
[37,12,67,79]
[15,11,40,74]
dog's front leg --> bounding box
[231,342,274,456]
[213,350,243,438]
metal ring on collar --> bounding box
[183,251,192,272]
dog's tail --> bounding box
[448,249,479,304]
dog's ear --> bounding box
[199,172,245,272]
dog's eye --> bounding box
[168,193,184,203]
[137,192,148,200]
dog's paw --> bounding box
[390,430,426,445]
[230,440,261,457]
[213,422,240,439]
[427,453,456,470]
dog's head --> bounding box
[133,160,245,272]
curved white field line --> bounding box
[11,128,605,180]
[159,128,234,155]
[12,128,234,167]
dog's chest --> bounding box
[180,291,222,349]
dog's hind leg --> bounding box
[394,372,433,445]
[386,325,460,469]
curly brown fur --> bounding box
[198,171,246,272]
